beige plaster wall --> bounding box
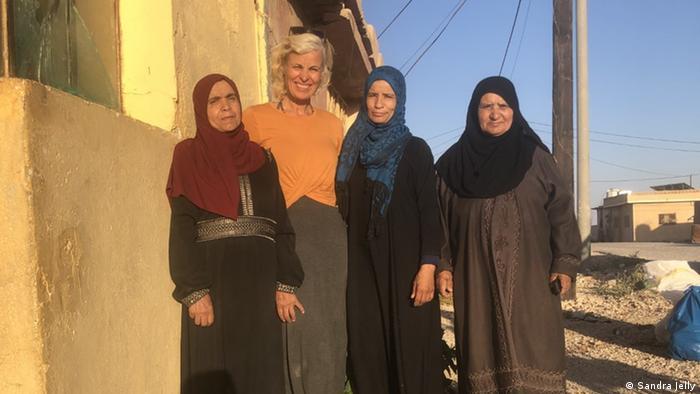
[4,79,181,393]
[120,0,178,131]
[172,0,262,137]
[0,79,46,394]
[634,202,694,242]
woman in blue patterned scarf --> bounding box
[336,66,445,393]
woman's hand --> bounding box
[549,273,573,295]
[276,291,305,323]
[436,270,453,297]
[411,264,436,307]
[188,294,214,327]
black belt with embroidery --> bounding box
[195,216,277,243]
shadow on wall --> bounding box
[635,223,692,242]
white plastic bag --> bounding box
[644,260,700,304]
[643,260,700,343]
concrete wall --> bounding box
[0,80,46,394]
[171,0,263,138]
[120,0,178,131]
[1,78,181,393]
[634,202,694,242]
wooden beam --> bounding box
[1,0,11,77]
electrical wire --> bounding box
[532,126,700,153]
[529,120,700,145]
[399,0,464,70]
[377,0,414,39]
[589,138,700,153]
[590,157,675,176]
[403,0,469,76]
[508,0,532,78]
[425,126,463,141]
[591,174,700,183]
[498,0,523,76]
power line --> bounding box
[435,120,700,150]
[427,134,690,179]
[533,126,700,153]
[591,157,675,176]
[404,0,469,76]
[529,120,700,145]
[425,126,462,141]
[498,0,523,76]
[589,138,700,153]
[591,173,700,183]
[399,1,464,70]
[508,0,532,78]
[528,130,698,178]
[377,0,414,39]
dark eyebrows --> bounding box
[208,93,238,103]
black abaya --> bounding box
[346,137,444,394]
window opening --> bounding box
[12,0,118,108]
[659,213,677,225]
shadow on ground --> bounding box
[567,355,697,393]
[564,312,668,358]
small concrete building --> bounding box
[595,186,700,242]
[0,1,380,392]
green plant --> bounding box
[593,265,652,297]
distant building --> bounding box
[595,185,700,242]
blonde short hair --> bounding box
[270,32,335,101]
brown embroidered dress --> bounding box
[169,154,303,394]
[438,147,580,393]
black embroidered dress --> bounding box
[169,155,302,394]
[438,147,580,393]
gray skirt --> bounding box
[284,196,348,394]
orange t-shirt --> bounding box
[243,103,344,208]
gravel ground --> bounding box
[440,243,700,393]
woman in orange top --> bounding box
[243,30,346,394]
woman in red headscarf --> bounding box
[167,74,304,393]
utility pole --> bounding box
[552,0,574,193]
[577,0,591,261]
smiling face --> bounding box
[206,80,242,132]
[284,50,323,102]
[477,92,514,136]
[365,80,397,124]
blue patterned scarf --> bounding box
[336,66,412,232]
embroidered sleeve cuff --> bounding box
[421,255,440,265]
[181,288,210,307]
[276,281,297,294]
[551,254,580,279]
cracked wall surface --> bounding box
[1,79,181,393]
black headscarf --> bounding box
[435,76,548,198]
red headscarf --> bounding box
[166,74,265,219]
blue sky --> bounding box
[361,0,700,209]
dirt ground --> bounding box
[440,243,700,393]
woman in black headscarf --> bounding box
[435,76,581,393]
[337,66,444,393]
